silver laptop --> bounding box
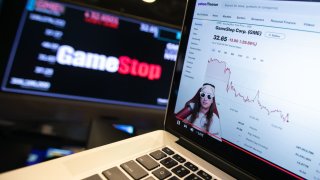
[1,0,320,179]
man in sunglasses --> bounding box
[176,83,222,141]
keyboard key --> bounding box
[136,155,160,170]
[172,165,190,178]
[82,174,103,180]
[102,167,130,180]
[185,174,202,180]
[120,160,148,180]
[162,147,174,155]
[197,170,212,180]
[184,162,198,171]
[160,157,178,169]
[172,154,186,163]
[168,176,179,180]
[150,150,167,160]
[152,167,172,180]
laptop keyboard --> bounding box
[82,147,216,180]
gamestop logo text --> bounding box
[56,45,162,80]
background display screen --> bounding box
[1,0,180,109]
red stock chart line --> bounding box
[208,58,290,122]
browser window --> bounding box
[174,0,320,178]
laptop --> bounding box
[1,0,320,179]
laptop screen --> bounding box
[166,0,320,179]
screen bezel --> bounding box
[164,0,303,179]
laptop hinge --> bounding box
[177,137,257,180]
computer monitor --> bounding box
[0,0,180,134]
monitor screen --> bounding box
[165,0,320,179]
[0,0,180,110]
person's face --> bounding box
[199,85,214,109]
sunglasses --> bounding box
[200,92,213,100]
